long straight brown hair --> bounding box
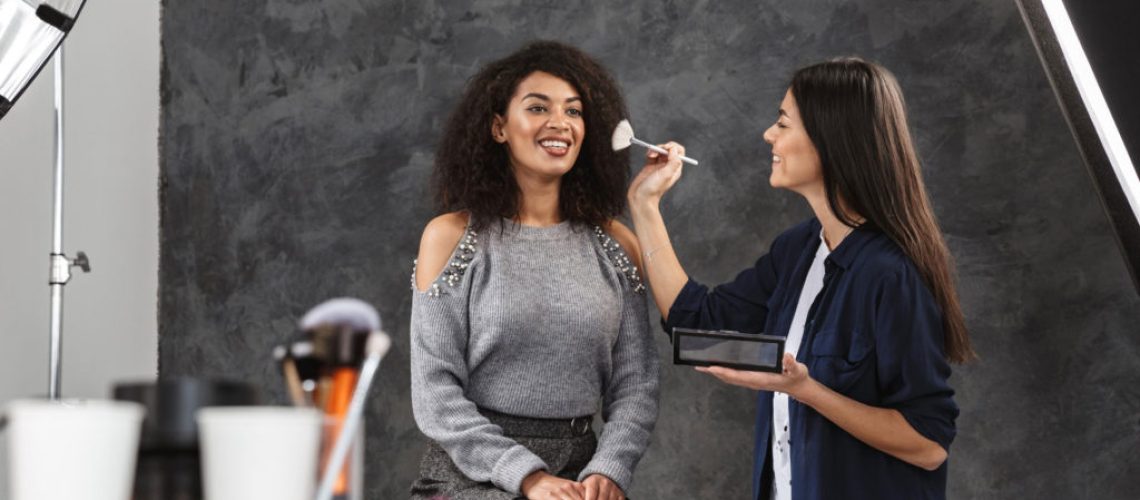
[791,58,975,363]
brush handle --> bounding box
[282,358,309,407]
[315,348,382,500]
[631,137,699,166]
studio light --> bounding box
[0,0,84,120]
[1018,0,1140,294]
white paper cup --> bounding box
[197,406,322,500]
[6,398,145,500]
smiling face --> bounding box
[492,71,585,182]
[762,89,823,196]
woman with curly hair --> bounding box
[409,41,658,500]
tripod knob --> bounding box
[73,251,91,273]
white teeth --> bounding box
[773,155,781,162]
[540,140,569,148]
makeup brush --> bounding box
[302,297,383,499]
[289,340,322,405]
[273,344,308,407]
[611,119,699,165]
[315,331,392,500]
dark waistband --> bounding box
[478,407,594,439]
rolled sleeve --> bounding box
[662,249,780,336]
[872,268,959,450]
[661,278,711,333]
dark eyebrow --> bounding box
[522,93,582,104]
[778,108,790,118]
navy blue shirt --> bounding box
[665,218,958,500]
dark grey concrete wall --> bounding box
[159,1,1140,498]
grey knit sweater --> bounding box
[410,220,660,495]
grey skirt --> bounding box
[409,409,597,500]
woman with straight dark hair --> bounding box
[410,41,658,500]
[627,57,973,500]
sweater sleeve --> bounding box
[409,235,547,494]
[579,239,661,492]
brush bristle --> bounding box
[611,119,634,151]
[299,297,382,332]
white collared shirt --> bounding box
[771,231,829,500]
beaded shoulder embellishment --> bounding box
[410,227,479,298]
[593,226,646,294]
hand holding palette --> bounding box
[672,327,786,373]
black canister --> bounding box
[114,378,258,500]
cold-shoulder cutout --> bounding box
[414,212,470,293]
[594,220,646,294]
[603,220,643,276]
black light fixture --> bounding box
[1,0,88,400]
[1017,0,1140,295]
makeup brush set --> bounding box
[99,298,392,500]
[271,298,393,500]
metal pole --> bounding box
[47,47,66,400]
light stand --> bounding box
[47,47,91,399]
[1,0,89,399]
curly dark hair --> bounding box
[432,40,630,230]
